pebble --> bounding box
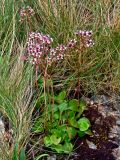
[113,146,120,160]
[91,95,110,105]
[47,155,57,160]
[0,118,5,138]
[86,140,97,149]
[116,120,120,126]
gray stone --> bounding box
[86,140,97,149]
[91,95,110,105]
[47,155,57,160]
[113,146,120,160]
[0,118,5,139]
[0,118,5,147]
[116,120,120,126]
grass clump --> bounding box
[0,52,35,160]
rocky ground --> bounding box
[89,94,120,160]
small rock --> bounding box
[86,140,97,149]
[91,95,110,105]
[116,120,120,126]
[110,126,118,134]
[113,146,120,160]
[109,133,118,139]
[115,112,120,118]
[95,117,101,124]
[0,118,5,139]
[47,155,57,160]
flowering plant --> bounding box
[21,28,95,88]
[19,6,95,76]
[26,30,94,67]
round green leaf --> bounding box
[44,136,51,147]
[63,142,73,153]
[50,135,61,145]
[78,117,90,131]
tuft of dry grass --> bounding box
[0,44,36,159]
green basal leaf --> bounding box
[66,127,77,139]
[51,127,61,133]
[55,91,66,103]
[78,117,90,131]
[58,102,68,113]
[68,99,79,111]
[63,142,73,153]
[78,130,86,137]
[59,125,70,141]
[63,133,70,142]
[51,127,65,140]
[44,136,51,147]
[47,121,59,130]
[69,117,78,128]
[62,113,68,121]
[48,104,59,113]
[59,125,67,132]
[51,144,64,153]
[51,142,73,153]
[51,126,69,142]
[50,135,61,145]
[53,111,60,120]
[68,111,75,118]
[58,91,66,100]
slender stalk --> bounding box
[43,64,48,128]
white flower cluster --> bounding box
[75,30,94,47]
[27,32,53,65]
[47,44,67,65]
[25,30,95,66]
